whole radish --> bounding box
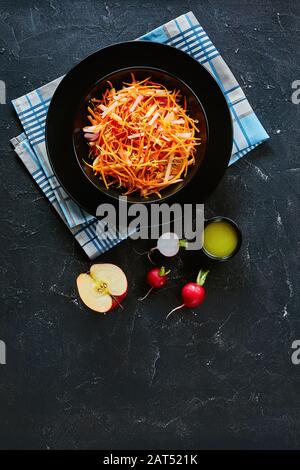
[166,269,209,319]
[139,266,170,301]
[136,233,187,264]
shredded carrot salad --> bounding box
[83,74,200,198]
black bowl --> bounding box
[46,41,233,215]
[73,67,208,204]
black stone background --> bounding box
[0,0,299,450]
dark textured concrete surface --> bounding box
[0,0,299,450]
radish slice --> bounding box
[129,94,143,113]
[83,125,98,133]
[149,111,160,126]
[128,132,144,139]
[101,100,120,117]
[113,95,127,102]
[144,103,157,118]
[177,132,192,138]
[164,155,174,182]
[84,132,99,141]
[110,112,123,124]
[164,111,174,123]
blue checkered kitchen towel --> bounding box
[11,11,269,259]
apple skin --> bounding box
[109,287,128,312]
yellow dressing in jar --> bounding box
[203,220,239,259]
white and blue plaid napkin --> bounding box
[11,11,269,259]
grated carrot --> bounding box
[83,75,200,197]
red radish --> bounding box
[139,266,170,301]
[166,269,209,319]
[181,283,206,308]
[135,232,188,264]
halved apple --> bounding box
[76,263,128,314]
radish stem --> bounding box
[196,269,209,286]
[178,239,188,249]
[132,246,157,264]
[147,247,156,264]
[133,248,149,255]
